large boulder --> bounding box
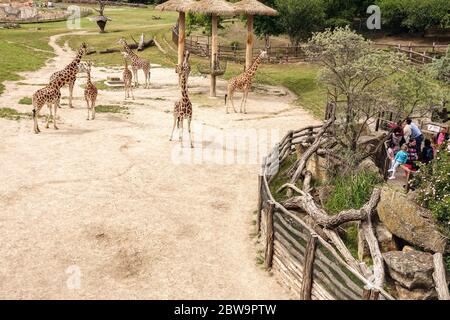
[383,250,437,300]
[377,186,448,253]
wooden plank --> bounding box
[433,253,450,300]
[264,202,275,269]
[300,235,318,300]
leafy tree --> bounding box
[305,27,441,166]
[253,0,283,47]
[275,0,326,45]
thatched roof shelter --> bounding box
[232,0,278,16]
[188,0,236,16]
[233,0,278,69]
[155,0,194,12]
[155,0,195,70]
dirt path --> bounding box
[0,32,320,299]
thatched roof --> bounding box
[188,0,236,16]
[155,0,195,12]
[233,0,278,16]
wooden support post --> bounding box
[433,253,450,300]
[264,201,275,270]
[177,12,186,68]
[245,15,254,71]
[210,14,218,97]
[362,285,372,300]
[300,234,318,300]
[256,173,263,235]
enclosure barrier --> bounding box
[257,125,395,300]
[0,7,92,24]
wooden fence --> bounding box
[373,42,448,64]
[257,125,395,300]
[172,27,306,64]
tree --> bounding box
[253,0,283,47]
[276,0,326,45]
[305,27,440,166]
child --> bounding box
[388,144,408,180]
[421,139,434,164]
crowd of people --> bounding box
[386,118,449,181]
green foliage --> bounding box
[0,107,32,121]
[376,0,450,32]
[18,97,32,105]
[430,46,450,85]
[412,142,450,237]
[253,0,283,40]
[186,13,224,36]
[95,105,129,114]
[323,170,382,214]
[276,0,326,45]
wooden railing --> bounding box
[257,125,395,300]
[373,42,448,64]
[173,27,306,64]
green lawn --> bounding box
[0,5,326,118]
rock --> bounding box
[377,186,448,253]
[375,222,398,252]
[383,250,435,290]
[357,158,380,175]
[395,284,438,300]
[402,245,416,253]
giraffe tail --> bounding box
[224,94,228,105]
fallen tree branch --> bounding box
[433,253,450,300]
[289,117,334,186]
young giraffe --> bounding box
[117,38,151,88]
[175,50,191,87]
[224,50,268,114]
[32,84,61,134]
[84,61,98,120]
[169,54,193,148]
[49,43,88,108]
[122,53,134,100]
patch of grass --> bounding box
[269,153,300,203]
[341,223,359,260]
[81,80,111,91]
[323,171,382,215]
[95,104,128,114]
[0,107,32,120]
[19,97,32,105]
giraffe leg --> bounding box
[188,117,193,148]
[91,98,96,120]
[53,102,59,130]
[33,104,40,134]
[169,115,177,141]
[68,81,75,108]
[45,103,52,129]
[229,90,237,113]
[130,83,135,100]
[243,89,250,114]
[86,98,90,120]
[239,90,246,113]
[179,118,184,147]
[133,69,139,88]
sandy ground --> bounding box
[0,32,320,299]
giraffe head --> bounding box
[259,50,268,60]
[117,37,127,47]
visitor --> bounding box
[406,118,423,156]
[387,141,397,161]
[436,126,449,146]
[402,120,412,144]
[405,139,419,171]
[421,139,434,164]
[391,124,404,147]
[388,144,408,180]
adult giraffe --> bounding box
[49,42,88,108]
[117,38,151,88]
[225,50,268,114]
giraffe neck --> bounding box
[180,74,188,99]
[73,48,84,66]
[245,55,262,78]
[124,58,128,70]
[86,70,92,85]
[123,44,139,62]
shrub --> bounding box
[324,170,382,214]
[412,142,450,237]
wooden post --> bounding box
[245,15,254,71]
[210,13,218,97]
[177,12,186,68]
[264,201,275,270]
[256,173,263,235]
[433,253,450,300]
[300,234,318,300]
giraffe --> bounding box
[169,55,193,148]
[117,37,151,88]
[175,50,191,87]
[49,42,88,108]
[224,50,268,114]
[122,53,134,100]
[84,61,98,120]
[31,85,61,134]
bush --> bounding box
[323,170,382,214]
[412,142,450,237]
